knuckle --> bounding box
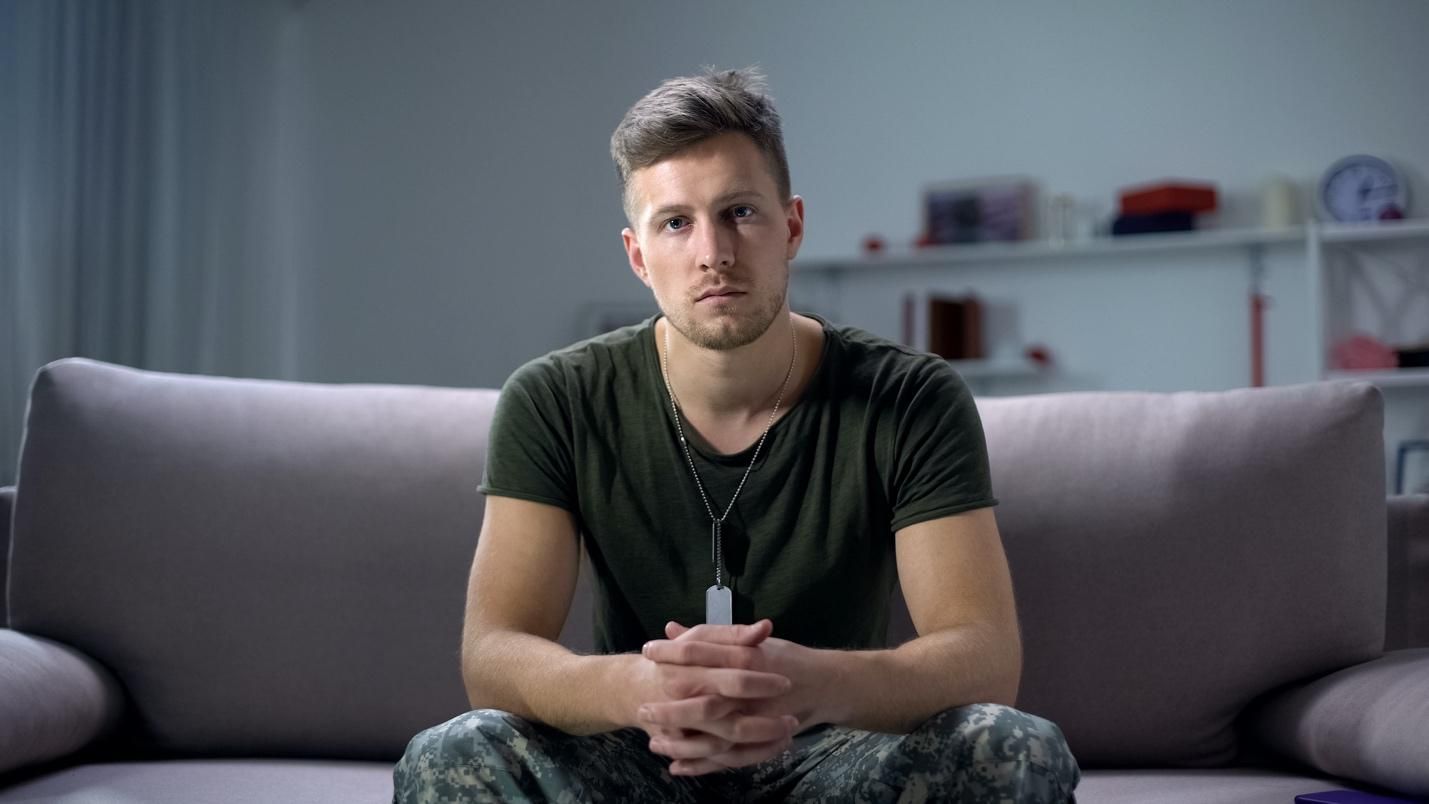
[662,675,689,698]
[731,648,756,670]
[730,719,755,742]
[699,697,724,720]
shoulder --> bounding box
[818,319,970,403]
[504,317,655,397]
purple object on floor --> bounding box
[1296,791,1422,804]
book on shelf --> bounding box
[901,292,984,360]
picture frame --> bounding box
[923,177,1038,245]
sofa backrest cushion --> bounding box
[10,359,487,760]
[972,382,1385,767]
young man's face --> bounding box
[622,132,804,351]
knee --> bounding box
[393,709,529,800]
[917,704,1080,794]
[400,709,526,764]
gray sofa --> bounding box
[1,357,1426,803]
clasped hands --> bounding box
[635,618,822,777]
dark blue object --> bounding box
[1111,211,1196,236]
[1296,790,1424,803]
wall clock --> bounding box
[1318,154,1409,222]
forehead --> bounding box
[628,133,781,214]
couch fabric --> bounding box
[1386,494,1429,650]
[972,384,1386,767]
[9,360,495,759]
[0,760,394,804]
[0,630,123,777]
[1249,647,1429,797]
[3,358,1425,803]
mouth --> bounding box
[696,288,745,302]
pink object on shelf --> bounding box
[1330,334,1398,371]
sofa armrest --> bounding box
[1386,494,1429,650]
[1,485,13,627]
[1248,648,1429,797]
[0,629,123,776]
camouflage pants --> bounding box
[393,703,1079,803]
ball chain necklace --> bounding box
[660,317,798,625]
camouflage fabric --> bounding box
[394,703,1079,803]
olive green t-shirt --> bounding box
[478,315,997,654]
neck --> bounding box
[660,313,799,422]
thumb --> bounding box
[665,621,690,639]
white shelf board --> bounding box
[795,226,1305,273]
[1326,368,1429,388]
[1315,219,1429,245]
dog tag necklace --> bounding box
[660,319,797,625]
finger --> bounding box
[665,621,689,639]
[643,703,792,746]
[649,730,731,760]
[660,666,791,700]
[644,724,684,741]
[638,695,738,730]
[670,620,772,646]
[644,639,761,670]
[669,733,793,776]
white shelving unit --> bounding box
[796,225,1304,272]
[795,219,1429,389]
[1326,368,1429,387]
[1308,219,1429,385]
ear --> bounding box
[622,227,651,288]
[784,195,806,261]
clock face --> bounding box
[1319,155,1408,222]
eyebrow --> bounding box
[644,189,766,228]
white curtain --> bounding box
[1,0,301,485]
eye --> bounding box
[730,205,755,219]
[662,217,688,232]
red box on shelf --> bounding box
[1119,181,1218,215]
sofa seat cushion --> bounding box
[1079,768,1369,804]
[0,759,393,803]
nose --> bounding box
[697,221,735,272]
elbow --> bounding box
[987,673,1020,708]
[981,626,1022,707]
[460,639,495,711]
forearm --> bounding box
[462,629,641,736]
[818,623,1020,733]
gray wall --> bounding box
[285,0,1429,397]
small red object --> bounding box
[1379,205,1405,220]
[1330,334,1397,371]
[1024,344,1053,367]
[1119,181,1218,215]
[863,235,886,254]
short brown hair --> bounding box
[610,67,791,221]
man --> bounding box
[395,68,1079,802]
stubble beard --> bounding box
[665,282,788,351]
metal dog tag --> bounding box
[705,585,732,625]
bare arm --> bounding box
[820,506,1022,732]
[461,495,636,735]
[642,506,1021,761]
[463,495,793,737]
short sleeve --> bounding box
[887,360,998,533]
[477,359,578,512]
